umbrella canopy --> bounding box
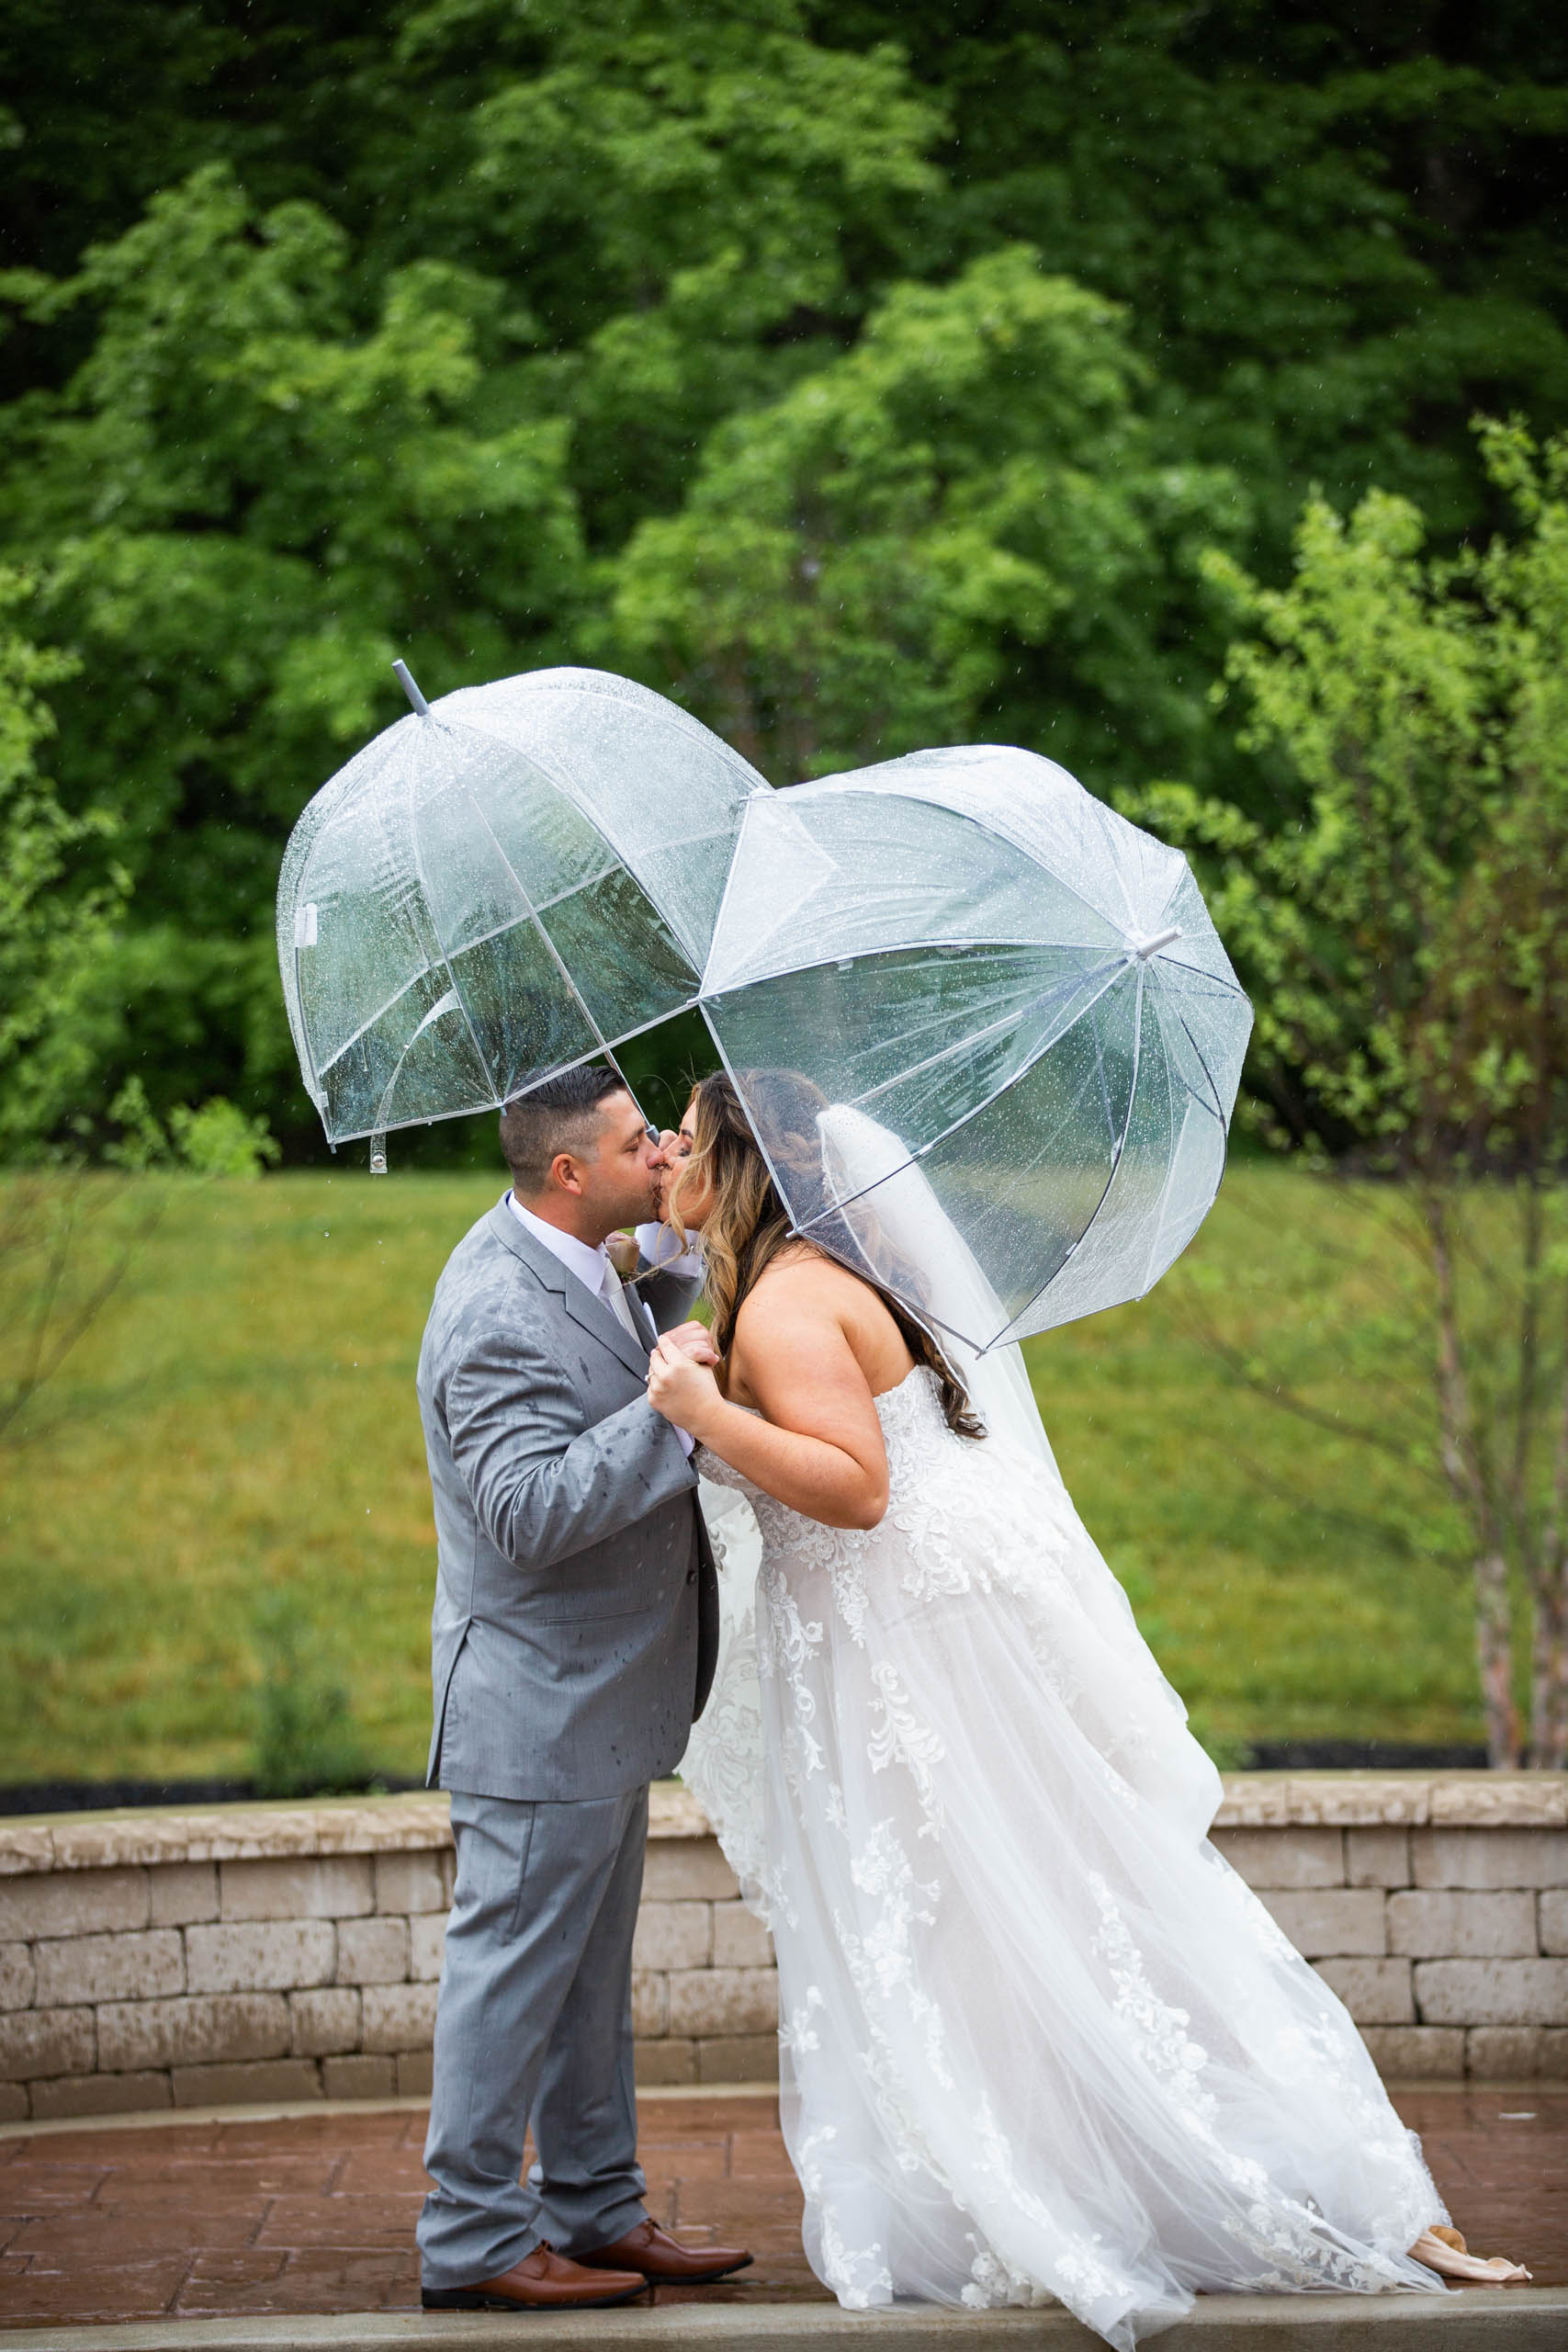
[276,667,767,1147]
[698,744,1251,1351]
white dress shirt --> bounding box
[507,1193,694,1455]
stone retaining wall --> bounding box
[1,1774,1563,2121]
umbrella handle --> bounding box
[369,1133,389,1175]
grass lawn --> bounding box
[0,1164,1482,1787]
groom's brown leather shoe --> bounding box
[422,2244,648,2309]
[579,2216,753,2282]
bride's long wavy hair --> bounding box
[667,1069,984,1441]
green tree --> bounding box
[1134,422,1568,1765]
[611,245,1242,785]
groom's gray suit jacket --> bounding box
[417,1200,718,1801]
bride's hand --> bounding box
[648,1332,723,1439]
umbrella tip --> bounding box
[392,659,430,718]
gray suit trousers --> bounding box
[417,1786,649,2285]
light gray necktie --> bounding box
[600,1259,643,1344]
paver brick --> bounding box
[1540,1890,1568,1953]
[171,2060,322,2107]
[1467,2027,1551,2078]
[1359,2025,1464,2078]
[336,1917,409,1985]
[394,2050,433,2097]
[0,1942,35,2010]
[1210,1827,1343,1888]
[0,2006,96,2081]
[1416,1956,1568,2026]
[409,1914,445,1982]
[1388,1890,1539,1958]
[667,1967,779,2039]
[373,1853,446,1915]
[632,1972,667,2038]
[633,1901,711,1972]
[696,2033,778,2084]
[0,1868,149,1941]
[641,1840,741,1903]
[712,1904,774,1969]
[35,1929,185,2007]
[1313,1958,1414,2023]
[1259,1888,1386,1956]
[218,1858,374,1922]
[322,2053,397,2098]
[28,2070,173,2119]
[97,1992,291,2070]
[1346,1828,1411,1889]
[186,1920,336,1994]
[360,1983,438,2054]
[290,1987,361,2056]
[635,2037,696,2086]
[149,1863,219,1927]
[1412,1827,1568,1890]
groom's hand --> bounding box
[663,1320,719,1367]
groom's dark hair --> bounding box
[501,1065,632,1194]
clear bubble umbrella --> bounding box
[276,664,768,1163]
[697,743,1252,1351]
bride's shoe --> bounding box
[1409,2225,1531,2285]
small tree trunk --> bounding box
[1529,1566,1568,1769]
[1473,1549,1522,1766]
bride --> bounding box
[642,1069,1527,2346]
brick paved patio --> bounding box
[0,2088,1562,2329]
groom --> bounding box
[415,1065,749,2311]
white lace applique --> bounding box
[780,1984,826,2059]
[865,1659,945,1827]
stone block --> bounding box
[396,2049,434,2097]
[374,1852,447,1916]
[632,1972,667,2038]
[336,1917,409,1985]
[1359,2025,1464,2080]
[640,1839,741,1903]
[1412,1828,1568,1891]
[697,2035,778,2085]
[290,1987,361,2057]
[1212,1777,1292,1828]
[1430,1775,1568,1827]
[0,2082,29,2120]
[1346,1828,1411,1890]
[635,2038,696,2086]
[1287,1777,1429,1826]
[1542,2030,1568,2079]
[97,1991,290,2070]
[1416,1956,1568,2027]
[29,2070,173,2119]
[35,1929,185,2007]
[0,2006,96,2081]
[667,1968,779,2040]
[1388,1890,1538,1959]
[633,1902,711,1973]
[0,1867,149,1941]
[409,1913,446,1982]
[1313,1958,1414,2024]
[219,1857,374,1922]
[0,1942,35,2010]
[323,2053,397,2099]
[149,1863,219,1927]
[1466,2027,1551,2078]
[1210,1828,1343,1889]
[711,1905,775,1970]
[171,2059,322,2107]
[360,1982,438,2053]
[0,1824,55,1877]
[1258,1889,1385,1957]
[186,1919,336,1995]
[1540,1891,1568,1954]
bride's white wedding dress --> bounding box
[683,1366,1448,2347]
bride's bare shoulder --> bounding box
[739,1245,865,1322]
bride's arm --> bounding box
[646,1277,889,1531]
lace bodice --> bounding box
[696,1363,953,1562]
